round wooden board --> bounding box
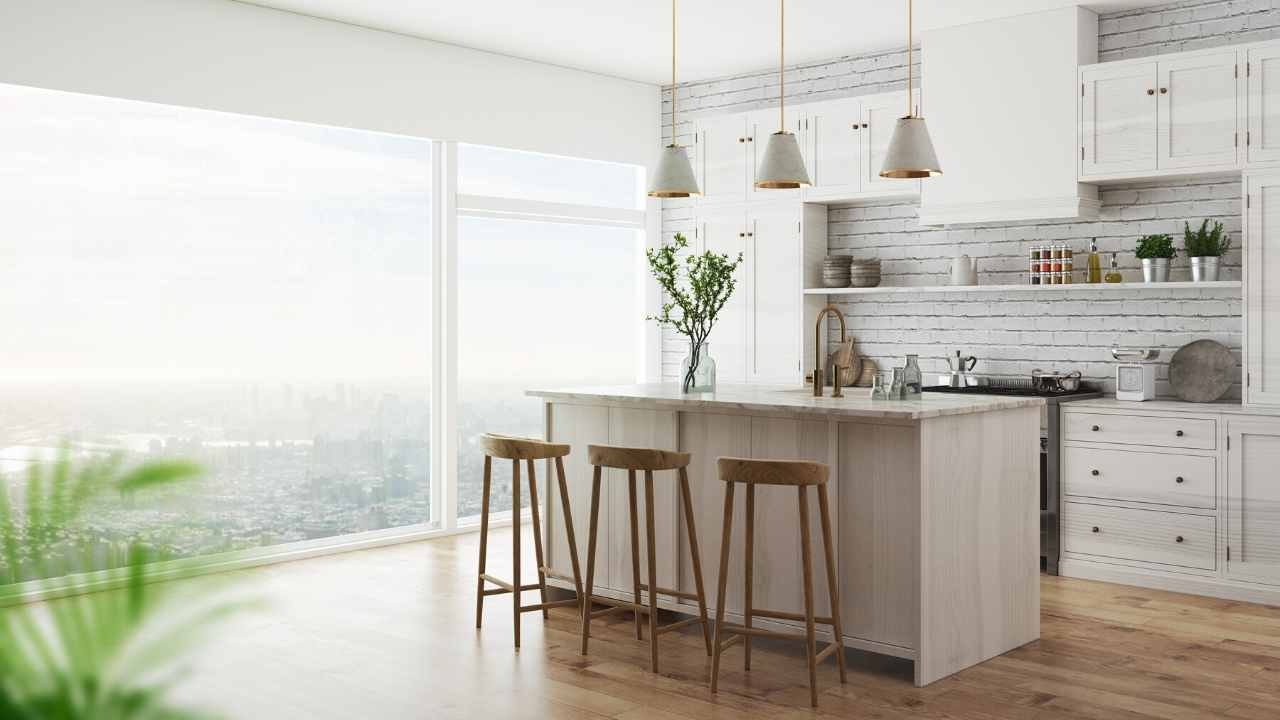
[1169,339,1235,403]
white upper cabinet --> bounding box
[1226,418,1280,586]
[1158,51,1239,170]
[1247,44,1280,165]
[695,114,749,205]
[862,91,921,193]
[696,209,748,383]
[747,205,801,383]
[1246,170,1280,407]
[749,107,804,202]
[1082,61,1159,176]
[803,97,863,199]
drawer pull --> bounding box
[1176,430,1185,437]
[1091,425,1100,432]
[1091,469,1100,476]
[1176,476,1184,484]
[1175,536,1184,543]
[1091,526,1100,533]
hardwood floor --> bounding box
[165,527,1280,719]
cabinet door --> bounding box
[695,114,748,205]
[1157,52,1239,170]
[545,403,612,584]
[1248,44,1280,165]
[1226,419,1280,585]
[862,91,922,193]
[1082,62,1158,176]
[748,107,805,202]
[697,211,748,384]
[747,206,801,383]
[605,407,679,592]
[804,98,863,199]
[1247,171,1280,406]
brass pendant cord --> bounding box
[778,0,785,131]
[671,0,677,145]
[906,0,913,117]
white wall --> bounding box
[0,0,658,165]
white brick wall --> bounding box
[657,0,1257,399]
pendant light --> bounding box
[647,0,700,198]
[755,0,810,189]
[880,0,942,179]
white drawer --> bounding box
[1063,502,1216,571]
[1063,446,1216,509]
[1063,412,1216,450]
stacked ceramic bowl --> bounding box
[822,255,853,287]
[848,258,882,288]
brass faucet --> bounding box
[813,304,852,398]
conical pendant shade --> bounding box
[755,131,811,189]
[880,116,942,178]
[648,144,700,197]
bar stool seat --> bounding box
[710,456,847,708]
[579,443,711,674]
[475,433,584,649]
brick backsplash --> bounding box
[658,0,1258,399]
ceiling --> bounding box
[240,0,1173,85]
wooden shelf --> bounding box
[803,280,1242,296]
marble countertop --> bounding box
[527,383,1044,421]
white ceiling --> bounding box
[240,0,1172,85]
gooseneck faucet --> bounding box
[813,304,850,398]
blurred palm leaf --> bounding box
[0,450,250,719]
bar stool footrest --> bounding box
[519,598,580,613]
[748,607,834,625]
[637,582,700,601]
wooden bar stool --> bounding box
[580,444,712,673]
[475,433,585,649]
[710,457,846,708]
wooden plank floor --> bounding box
[164,527,1280,719]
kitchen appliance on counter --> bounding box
[924,375,1103,575]
[1113,347,1159,401]
[946,350,978,387]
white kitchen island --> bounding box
[527,384,1043,686]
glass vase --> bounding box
[680,341,716,394]
[903,354,922,397]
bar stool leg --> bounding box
[555,457,586,624]
[512,459,522,649]
[743,483,755,671]
[475,455,492,629]
[817,484,847,683]
[526,459,550,620]
[627,470,643,641]
[797,486,818,708]
[678,468,712,656]
[644,470,660,674]
[580,466,603,656]
[710,482,735,694]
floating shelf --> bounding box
[803,280,1242,296]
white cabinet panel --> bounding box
[1248,44,1280,165]
[749,107,804,202]
[748,206,801,383]
[1226,419,1280,585]
[1062,445,1216,509]
[1246,171,1280,406]
[545,403,611,583]
[695,113,748,205]
[862,91,921,193]
[804,97,862,199]
[1063,502,1216,571]
[698,211,748,384]
[605,407,679,593]
[1158,51,1239,170]
[1082,62,1158,176]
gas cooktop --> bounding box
[924,380,1102,399]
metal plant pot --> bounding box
[1190,256,1220,282]
[1141,258,1170,283]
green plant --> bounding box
[1135,234,1177,260]
[0,452,249,720]
[1183,219,1231,257]
[646,232,743,392]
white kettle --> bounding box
[949,255,977,286]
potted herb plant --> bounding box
[1135,233,1176,283]
[646,232,742,393]
[1183,219,1230,282]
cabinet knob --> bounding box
[1176,476,1185,484]
[746,232,754,237]
[1091,469,1100,476]
[1147,89,1155,95]
[862,123,869,129]
[737,137,744,143]
[1091,526,1100,533]
[1160,87,1168,94]
[747,136,754,142]
[738,232,745,238]
[1091,425,1100,432]
[851,123,860,130]
[1175,536,1184,543]
[1176,430,1185,437]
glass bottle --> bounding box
[1087,237,1102,283]
[679,341,716,393]
[903,354,922,397]
[1104,253,1123,284]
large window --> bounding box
[0,88,649,590]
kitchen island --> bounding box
[527,384,1043,686]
